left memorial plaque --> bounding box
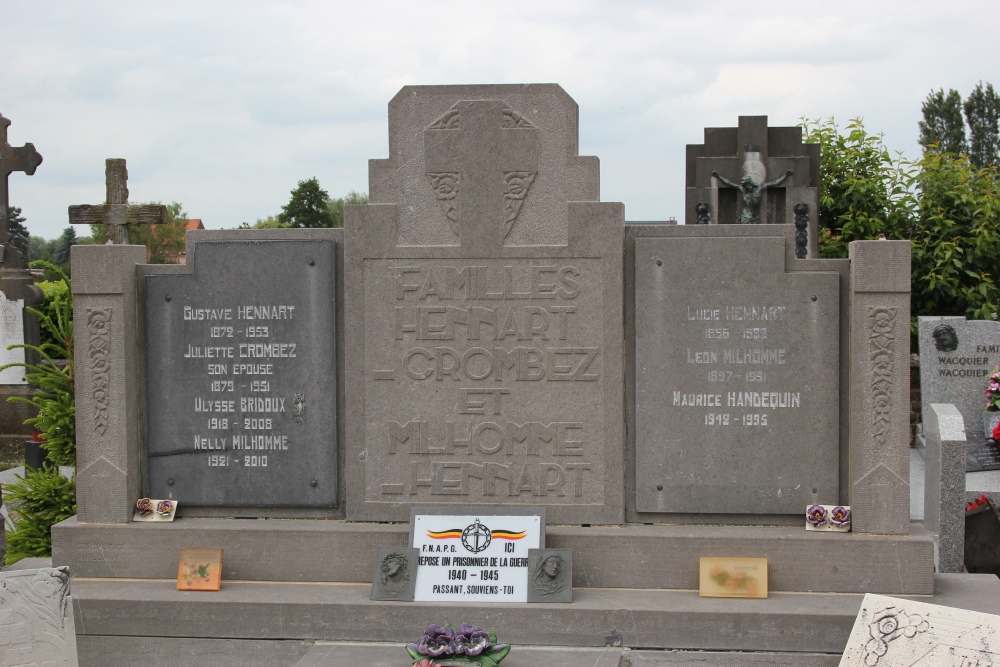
[146,240,337,507]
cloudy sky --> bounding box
[3,1,998,241]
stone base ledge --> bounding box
[69,575,1000,656]
[53,517,936,594]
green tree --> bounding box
[801,117,916,258]
[278,178,333,228]
[909,151,1000,320]
[90,202,188,263]
[6,206,30,257]
[28,235,57,263]
[919,88,968,156]
[53,226,77,267]
[1,261,76,563]
[963,81,1000,169]
[327,190,369,228]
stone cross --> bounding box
[0,113,43,266]
[69,158,167,245]
[424,100,538,254]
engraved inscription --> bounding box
[86,307,112,436]
[145,240,337,507]
[365,258,605,504]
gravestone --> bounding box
[0,566,78,666]
[344,84,624,524]
[0,289,26,384]
[633,226,841,515]
[684,116,820,258]
[918,316,1000,450]
[840,593,1000,666]
[145,239,337,507]
[0,112,43,463]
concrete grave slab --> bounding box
[345,84,624,524]
[145,239,337,508]
[0,566,78,666]
[634,227,840,515]
[839,592,1000,666]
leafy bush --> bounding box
[801,117,916,258]
[910,152,1000,321]
[1,261,76,564]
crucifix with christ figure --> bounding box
[69,159,167,245]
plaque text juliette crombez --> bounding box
[363,258,605,506]
[145,240,337,507]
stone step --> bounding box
[53,517,936,594]
[69,574,1000,666]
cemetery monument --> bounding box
[43,84,999,666]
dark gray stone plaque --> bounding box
[968,438,1000,472]
[370,547,418,601]
[634,232,840,514]
[146,240,337,507]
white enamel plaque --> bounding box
[0,291,26,385]
[412,513,541,602]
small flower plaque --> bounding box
[176,548,223,591]
[133,497,178,522]
[805,504,851,532]
[699,557,767,599]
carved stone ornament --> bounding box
[425,102,539,239]
[370,547,418,602]
[86,307,113,436]
[0,566,78,665]
[526,548,572,603]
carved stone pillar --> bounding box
[848,240,911,535]
[72,245,146,523]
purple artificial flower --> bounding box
[830,506,852,528]
[452,623,491,656]
[413,625,454,656]
[806,504,828,527]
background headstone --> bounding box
[145,240,337,508]
[0,289,26,384]
[918,316,1000,443]
[345,84,625,524]
[684,116,820,258]
[634,228,841,515]
[921,403,966,572]
[0,566,78,666]
[0,112,43,469]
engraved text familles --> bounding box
[372,262,602,501]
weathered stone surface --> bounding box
[51,517,936,594]
[922,404,966,572]
[68,158,167,245]
[145,240,337,508]
[77,636,313,667]
[840,592,1000,666]
[630,651,839,666]
[72,244,147,523]
[918,316,1000,442]
[848,240,911,535]
[296,643,624,667]
[634,226,840,515]
[0,566,78,666]
[345,84,624,524]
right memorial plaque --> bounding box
[634,230,840,515]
